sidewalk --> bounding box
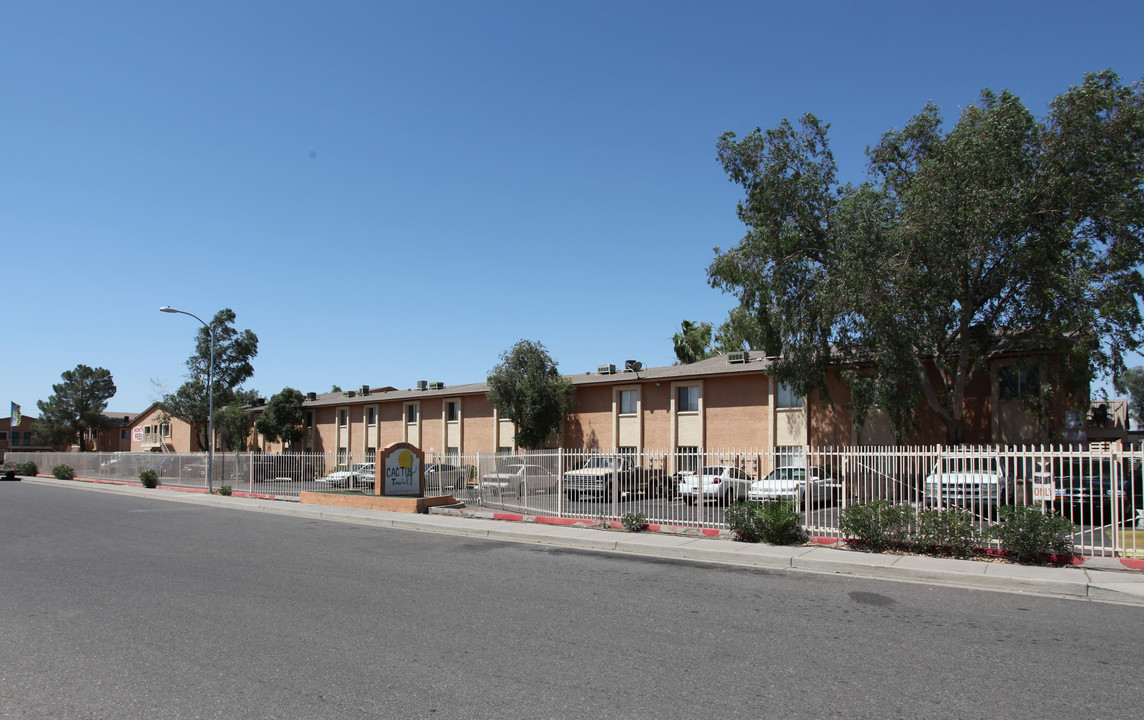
[19,475,1144,606]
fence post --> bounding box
[557,448,564,518]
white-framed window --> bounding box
[677,385,699,413]
[446,401,460,422]
[1000,365,1041,400]
[776,381,803,409]
[338,409,349,427]
[367,407,377,425]
[405,403,419,423]
[619,389,638,415]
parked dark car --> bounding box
[1053,457,1143,523]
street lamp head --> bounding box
[159,306,178,313]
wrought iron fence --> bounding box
[10,444,1144,557]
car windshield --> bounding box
[766,468,806,481]
[939,457,998,474]
[580,457,617,470]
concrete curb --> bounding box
[16,475,1144,606]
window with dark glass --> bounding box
[677,386,699,412]
[1000,365,1041,400]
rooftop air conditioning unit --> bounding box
[598,364,616,375]
[344,391,356,398]
[306,392,317,401]
[728,350,750,364]
[429,382,445,390]
[624,360,643,372]
[358,385,370,395]
[417,380,428,391]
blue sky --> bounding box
[3,0,1143,415]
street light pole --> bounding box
[160,306,215,494]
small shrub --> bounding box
[725,501,765,542]
[914,507,981,557]
[52,464,75,480]
[726,500,808,545]
[217,485,233,496]
[139,469,159,488]
[990,505,1076,564]
[620,512,647,532]
[839,500,914,553]
[18,461,38,477]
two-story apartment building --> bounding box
[248,351,1080,466]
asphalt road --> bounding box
[1,481,1140,720]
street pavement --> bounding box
[17,475,1144,606]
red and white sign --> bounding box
[133,427,144,441]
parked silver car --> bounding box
[480,463,558,496]
[318,462,375,489]
[747,466,839,507]
[426,463,469,492]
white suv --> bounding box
[923,454,1008,507]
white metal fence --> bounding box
[10,445,1144,558]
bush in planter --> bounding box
[620,512,647,532]
[52,464,75,480]
[914,506,981,557]
[217,485,233,496]
[139,469,159,488]
[989,504,1076,564]
[726,500,808,545]
[839,500,914,552]
[18,461,38,477]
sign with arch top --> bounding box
[377,442,424,496]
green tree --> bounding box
[216,402,253,452]
[35,365,116,451]
[255,387,306,448]
[1115,367,1144,429]
[672,319,716,364]
[160,308,259,451]
[709,71,1144,443]
[713,307,763,355]
[486,340,575,449]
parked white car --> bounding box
[480,463,559,496]
[923,454,1008,507]
[747,466,840,506]
[678,466,753,504]
[318,462,375,489]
